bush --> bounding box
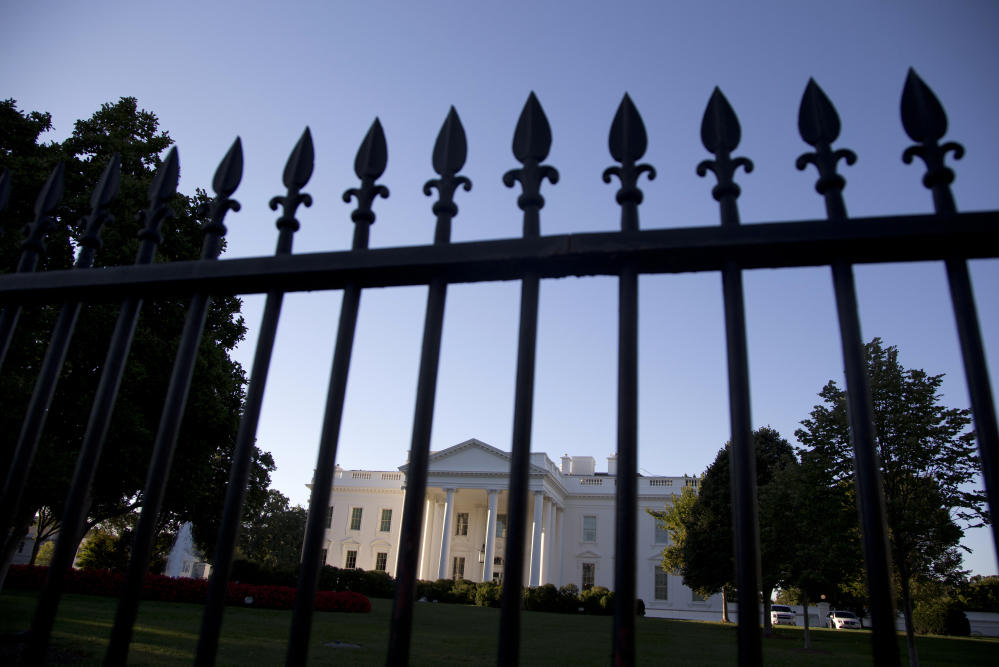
[317,566,395,599]
[636,598,646,616]
[912,594,970,636]
[580,586,613,615]
[475,580,503,607]
[5,564,369,613]
[231,559,297,588]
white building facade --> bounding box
[312,438,726,620]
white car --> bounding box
[771,604,797,627]
[827,610,862,629]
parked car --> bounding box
[827,610,862,629]
[771,604,797,627]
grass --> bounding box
[1,590,996,666]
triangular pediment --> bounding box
[400,438,546,475]
[575,550,601,559]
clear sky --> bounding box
[2,1,997,576]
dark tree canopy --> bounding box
[795,338,981,663]
[0,97,273,558]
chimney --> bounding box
[607,454,618,476]
[561,455,573,475]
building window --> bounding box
[493,556,503,566]
[583,516,597,542]
[380,509,392,533]
[692,590,708,602]
[654,566,668,601]
[321,548,328,565]
[326,506,334,529]
[345,550,357,569]
[654,518,669,544]
[452,556,465,580]
[375,552,388,572]
[350,507,363,531]
[455,513,468,536]
[492,571,503,582]
[496,514,507,538]
[582,562,595,590]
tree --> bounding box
[0,98,274,580]
[795,338,984,666]
[28,506,60,565]
[759,449,862,648]
[239,489,307,568]
[654,427,794,629]
[75,513,174,574]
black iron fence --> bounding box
[1,69,997,667]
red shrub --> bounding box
[5,564,369,613]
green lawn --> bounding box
[1,591,995,666]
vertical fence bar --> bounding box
[900,69,999,567]
[104,146,239,667]
[603,94,655,667]
[0,163,62,375]
[183,134,315,666]
[795,79,900,665]
[285,122,387,667]
[387,108,471,666]
[498,92,558,667]
[696,88,762,667]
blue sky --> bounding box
[3,1,997,575]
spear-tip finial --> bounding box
[900,68,964,206]
[798,78,841,148]
[424,107,472,244]
[78,153,122,256]
[603,93,656,232]
[343,118,390,240]
[135,147,180,250]
[696,88,753,212]
[20,162,65,255]
[198,137,243,251]
[512,92,552,164]
[270,128,315,243]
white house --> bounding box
[311,437,726,620]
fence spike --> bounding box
[432,106,468,176]
[343,119,390,241]
[901,69,964,195]
[354,118,388,181]
[798,78,841,147]
[270,129,314,251]
[701,87,742,155]
[696,89,752,212]
[603,93,655,233]
[609,93,648,163]
[901,68,948,143]
[795,81,856,205]
[198,138,243,258]
[504,93,558,238]
[424,107,472,244]
[20,162,65,256]
[512,92,552,163]
[147,147,179,205]
[135,147,180,258]
[283,127,315,190]
[213,137,244,199]
[78,153,122,257]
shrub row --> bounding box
[414,579,644,616]
[6,564,370,613]
[228,561,396,600]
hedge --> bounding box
[6,565,370,613]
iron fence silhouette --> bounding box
[0,69,997,667]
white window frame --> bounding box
[495,513,507,538]
[452,556,466,580]
[653,516,669,544]
[581,562,595,590]
[326,505,334,530]
[654,566,669,601]
[375,552,388,572]
[379,508,393,533]
[345,549,358,569]
[582,515,597,543]
[349,506,363,531]
[455,512,469,536]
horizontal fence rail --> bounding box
[0,212,994,303]
[0,68,996,667]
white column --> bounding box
[418,495,433,580]
[555,506,564,586]
[545,499,556,584]
[483,489,499,583]
[540,495,551,584]
[437,488,457,580]
[529,491,544,586]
